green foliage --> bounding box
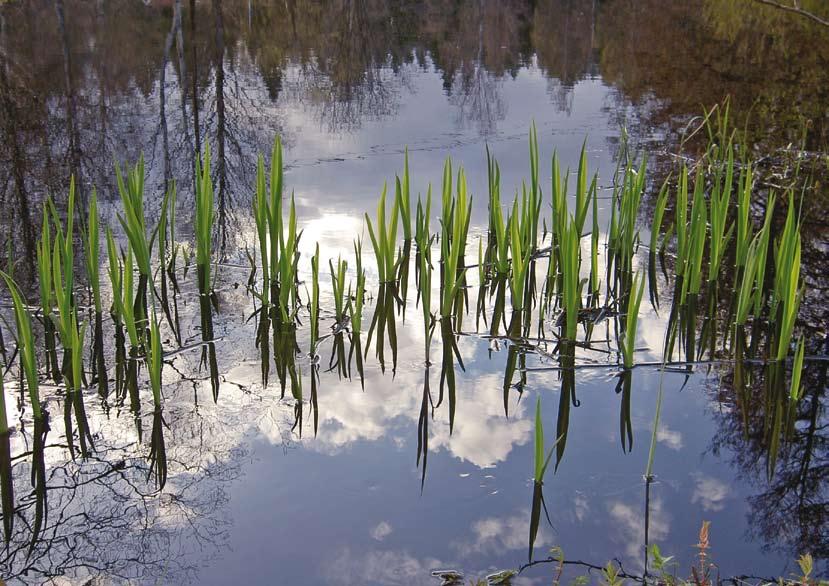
[115,156,152,278]
[439,162,471,319]
[772,195,802,362]
[789,338,805,402]
[351,238,366,335]
[508,198,531,311]
[310,243,320,349]
[621,272,645,369]
[533,396,561,483]
[396,149,412,241]
[195,144,215,293]
[0,272,42,420]
[365,183,400,283]
[559,214,582,340]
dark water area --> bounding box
[0,1,827,584]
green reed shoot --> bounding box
[649,180,670,257]
[526,122,542,250]
[509,199,532,311]
[421,239,433,358]
[254,152,271,298]
[752,195,776,317]
[439,166,471,319]
[486,146,501,245]
[708,146,734,282]
[621,272,645,369]
[365,183,400,283]
[735,231,766,326]
[559,214,582,340]
[351,251,367,341]
[396,149,413,242]
[415,187,432,253]
[310,243,320,349]
[772,196,802,362]
[617,158,645,278]
[0,273,42,420]
[533,396,562,483]
[195,144,215,295]
[789,338,805,402]
[735,163,753,270]
[115,156,151,329]
[491,193,510,276]
[590,177,600,298]
[115,245,140,349]
[681,172,707,304]
[67,312,87,393]
[36,206,60,380]
[36,208,53,321]
[147,312,164,408]
[674,166,689,279]
[275,193,300,323]
[330,255,348,322]
[105,228,123,322]
[574,140,597,237]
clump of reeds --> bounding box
[310,243,320,351]
[621,272,645,369]
[36,207,60,381]
[439,159,471,320]
[0,273,43,421]
[771,196,802,362]
[195,144,216,300]
[116,156,152,336]
[84,190,109,398]
[366,183,400,284]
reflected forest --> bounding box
[0,0,827,585]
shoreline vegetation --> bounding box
[0,101,824,583]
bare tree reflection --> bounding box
[709,336,829,567]
[0,398,244,583]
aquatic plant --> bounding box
[365,183,400,284]
[351,238,366,335]
[330,254,348,324]
[788,338,804,402]
[508,198,532,311]
[195,144,215,297]
[0,273,42,420]
[396,149,413,242]
[115,156,152,333]
[772,196,802,362]
[707,145,734,283]
[621,272,645,369]
[415,188,432,254]
[36,206,60,380]
[558,214,582,340]
[526,122,542,251]
[439,162,471,319]
[735,163,754,271]
[680,172,707,304]
[648,179,670,308]
[310,243,320,350]
[533,397,559,483]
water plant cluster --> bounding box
[0,112,811,568]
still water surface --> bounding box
[0,1,827,583]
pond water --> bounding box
[0,1,827,584]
